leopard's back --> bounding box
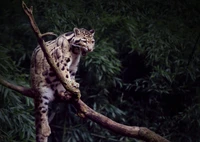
[30,34,72,90]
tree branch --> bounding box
[0,77,34,98]
[74,100,170,142]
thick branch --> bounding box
[74,100,170,142]
[0,77,34,98]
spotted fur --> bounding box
[30,28,95,142]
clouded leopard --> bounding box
[30,28,95,142]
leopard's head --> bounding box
[71,28,95,55]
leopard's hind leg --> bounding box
[35,87,54,142]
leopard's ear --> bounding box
[89,29,95,36]
[73,28,80,35]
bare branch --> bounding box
[0,77,34,98]
[74,100,170,142]
[22,2,41,37]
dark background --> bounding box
[0,0,199,141]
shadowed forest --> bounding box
[0,0,200,142]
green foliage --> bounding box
[0,2,35,140]
[0,0,200,142]
[0,45,34,141]
[0,86,35,142]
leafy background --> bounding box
[0,0,200,142]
